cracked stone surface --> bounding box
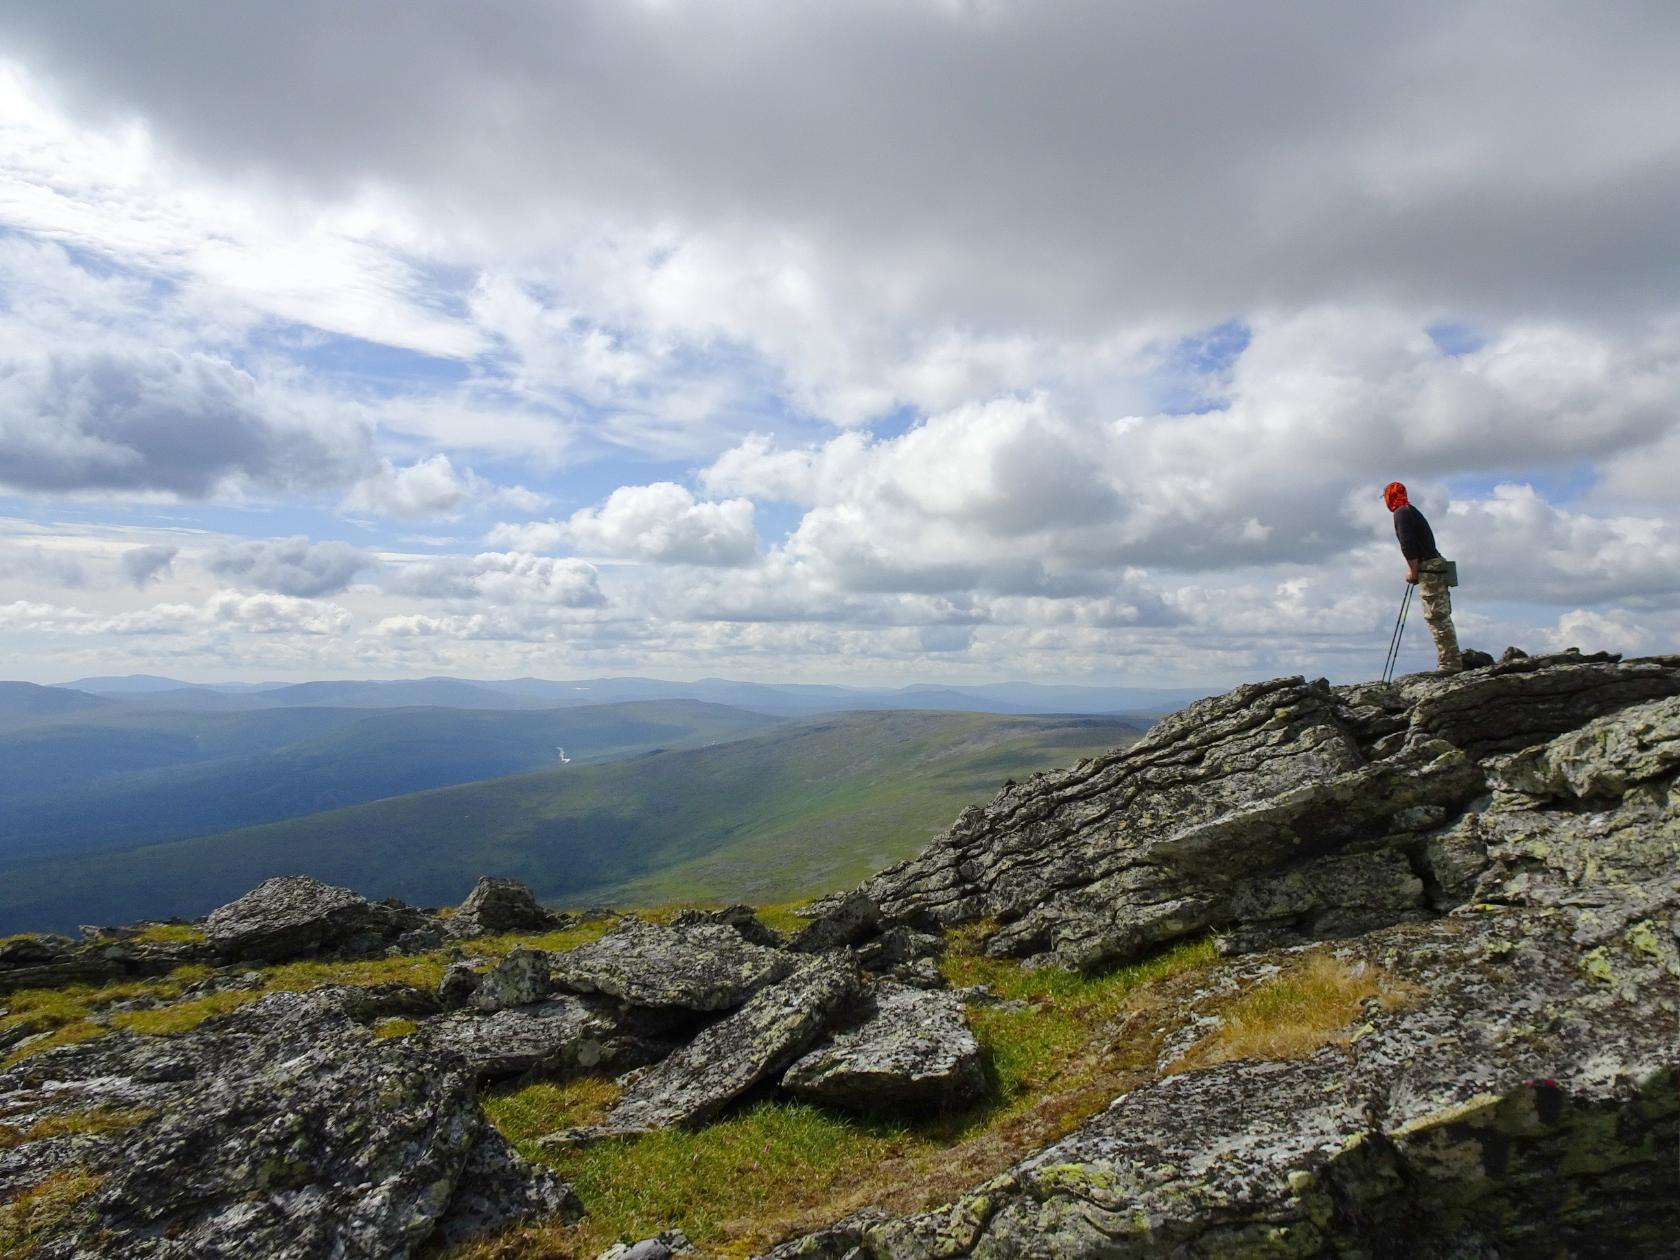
[849,653,1680,971]
[764,654,1680,1259]
[549,955,859,1142]
[550,918,798,1011]
[782,983,983,1110]
[1,987,574,1258]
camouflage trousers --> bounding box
[1417,557,1462,672]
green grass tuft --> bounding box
[466,930,1219,1257]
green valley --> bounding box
[0,711,1140,933]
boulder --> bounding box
[421,996,664,1083]
[546,955,859,1142]
[1,986,575,1257]
[201,875,434,964]
[670,904,782,947]
[789,890,882,954]
[782,984,983,1110]
[447,876,555,937]
[596,1228,694,1259]
[551,919,797,1011]
[470,948,552,1013]
[437,959,482,1009]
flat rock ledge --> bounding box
[782,983,983,1110]
[551,919,798,1012]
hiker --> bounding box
[1384,481,1461,673]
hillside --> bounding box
[1,650,1674,1259]
[59,673,1211,717]
[0,711,1139,933]
[0,701,782,866]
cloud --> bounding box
[0,345,368,497]
[206,536,372,597]
[490,482,757,566]
[0,545,86,589]
[120,544,177,588]
[0,591,350,636]
[389,551,605,607]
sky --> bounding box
[1,0,1677,688]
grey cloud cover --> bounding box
[0,347,368,497]
[207,537,372,598]
[4,1,1677,331]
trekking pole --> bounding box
[1382,584,1413,684]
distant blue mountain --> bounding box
[55,674,1213,717]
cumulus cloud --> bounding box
[490,483,757,567]
[389,551,605,607]
[120,544,177,588]
[0,346,368,497]
[342,454,548,520]
[207,536,372,597]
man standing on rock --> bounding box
[1384,481,1462,673]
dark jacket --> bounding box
[1392,504,1440,562]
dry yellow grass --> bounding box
[0,1168,102,1259]
[1173,952,1421,1071]
[0,1107,153,1151]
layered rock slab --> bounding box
[551,919,797,1011]
[548,955,859,1142]
[201,875,437,964]
[767,663,1680,1259]
[782,983,983,1110]
[420,996,664,1083]
[2,986,573,1258]
[854,654,1680,971]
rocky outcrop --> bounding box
[782,983,983,1110]
[850,653,1680,972]
[816,896,1676,1259]
[547,955,860,1142]
[551,919,798,1011]
[202,875,439,964]
[0,986,573,1257]
[8,650,1678,1258]
[0,932,208,997]
[766,654,1680,1258]
[447,876,556,937]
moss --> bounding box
[0,1106,153,1151]
[1579,947,1614,984]
[458,920,616,962]
[108,991,262,1036]
[1623,920,1662,960]
[0,1168,102,1258]
[373,1018,419,1040]
[129,923,205,946]
[261,953,451,993]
